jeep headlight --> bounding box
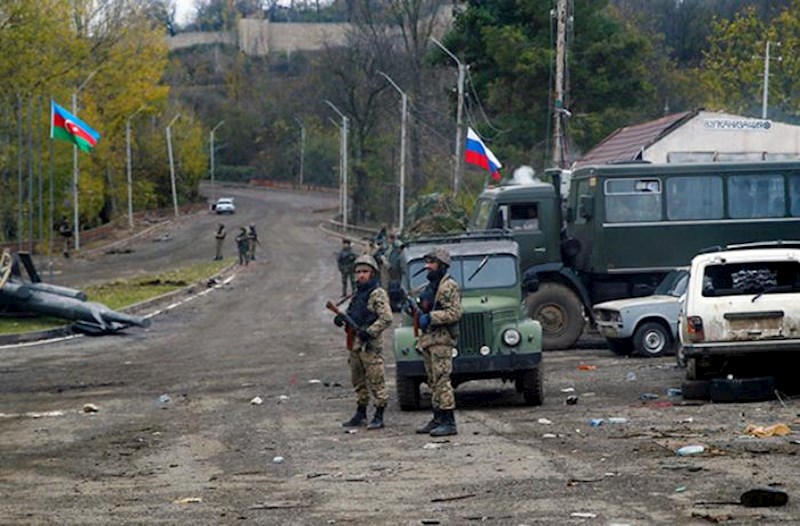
[502,328,521,346]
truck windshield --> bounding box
[469,199,494,229]
[408,254,518,291]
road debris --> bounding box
[430,493,476,503]
[676,445,705,456]
[173,497,202,504]
[744,423,791,437]
[250,396,263,405]
[82,404,99,413]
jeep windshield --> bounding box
[408,254,518,291]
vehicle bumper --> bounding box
[595,321,628,339]
[396,352,542,378]
[683,339,800,357]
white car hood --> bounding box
[594,295,677,312]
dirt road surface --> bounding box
[1,187,797,525]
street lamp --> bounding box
[430,37,466,197]
[294,116,306,187]
[166,113,181,217]
[71,69,97,250]
[378,71,408,231]
[210,120,225,202]
[126,105,146,229]
[324,100,349,230]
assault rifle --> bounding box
[325,300,362,351]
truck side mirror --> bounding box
[579,195,594,219]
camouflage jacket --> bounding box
[419,275,462,349]
[354,287,393,353]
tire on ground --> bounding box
[521,367,544,406]
[632,321,672,358]
[709,376,775,403]
[681,379,710,400]
[525,282,584,350]
[396,375,420,411]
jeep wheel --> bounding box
[632,321,672,358]
[521,367,544,406]
[397,376,420,411]
[525,283,584,350]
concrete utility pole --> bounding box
[166,113,181,217]
[325,100,349,230]
[430,37,466,197]
[294,116,305,187]
[126,106,145,229]
[378,71,408,231]
[71,69,97,250]
[761,41,780,119]
[210,120,225,202]
[552,0,568,168]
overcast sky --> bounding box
[174,1,303,26]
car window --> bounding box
[701,260,800,297]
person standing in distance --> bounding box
[415,247,461,436]
[235,227,249,266]
[214,223,227,260]
[334,255,393,430]
[247,223,260,261]
[336,238,357,297]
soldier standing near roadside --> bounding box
[334,255,393,430]
[57,216,72,258]
[214,223,226,260]
[235,227,249,265]
[336,238,357,297]
[247,223,260,261]
[415,247,462,436]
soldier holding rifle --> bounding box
[327,255,392,430]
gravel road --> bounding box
[0,186,797,525]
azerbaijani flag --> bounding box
[465,127,502,181]
[50,100,100,153]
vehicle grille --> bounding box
[458,312,487,356]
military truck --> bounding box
[393,232,543,410]
[469,161,800,350]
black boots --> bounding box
[342,405,367,427]
[415,408,441,434]
[429,409,457,436]
[367,406,385,430]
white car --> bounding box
[593,269,688,357]
[214,197,235,214]
[680,241,800,400]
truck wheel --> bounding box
[632,321,672,358]
[525,283,584,350]
[396,376,420,411]
[521,367,544,406]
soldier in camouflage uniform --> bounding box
[415,247,462,436]
[336,238,357,297]
[334,254,393,429]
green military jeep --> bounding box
[393,232,544,410]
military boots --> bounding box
[429,409,457,437]
[415,408,441,434]
[367,406,385,430]
[342,405,367,427]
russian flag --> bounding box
[465,127,502,181]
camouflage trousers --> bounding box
[349,348,388,408]
[422,344,455,410]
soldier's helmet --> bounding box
[342,238,351,245]
[425,247,451,267]
[354,254,379,273]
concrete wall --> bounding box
[646,111,800,163]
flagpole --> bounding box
[71,70,97,251]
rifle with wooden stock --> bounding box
[325,299,361,351]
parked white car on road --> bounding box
[214,197,236,214]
